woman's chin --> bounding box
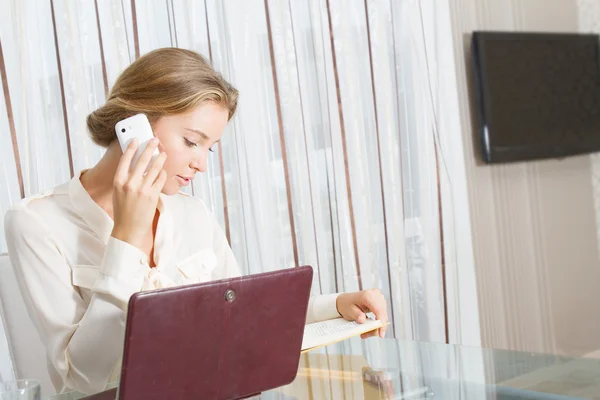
[161,180,183,196]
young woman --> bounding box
[4,48,388,395]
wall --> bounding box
[0,0,454,389]
[448,0,600,357]
[579,0,600,359]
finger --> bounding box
[152,169,168,191]
[114,138,139,185]
[142,152,167,188]
[362,295,388,338]
[364,369,387,382]
[363,291,388,337]
[360,329,380,339]
[131,138,160,180]
[346,305,366,324]
[382,381,395,398]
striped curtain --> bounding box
[0,0,447,344]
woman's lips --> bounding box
[176,175,191,186]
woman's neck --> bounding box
[80,140,123,219]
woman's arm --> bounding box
[5,206,149,394]
[201,199,388,331]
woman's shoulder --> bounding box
[9,181,70,212]
[4,182,70,233]
[166,192,222,242]
[172,190,210,209]
[169,191,214,222]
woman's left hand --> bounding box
[336,289,388,338]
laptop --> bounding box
[82,265,313,400]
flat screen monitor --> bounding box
[471,31,600,163]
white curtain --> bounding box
[0,0,447,352]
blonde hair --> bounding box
[87,48,238,147]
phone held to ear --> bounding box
[115,113,160,172]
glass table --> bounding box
[48,337,600,399]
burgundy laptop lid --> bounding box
[116,265,313,400]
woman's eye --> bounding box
[209,148,214,153]
[184,138,197,147]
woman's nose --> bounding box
[190,153,207,173]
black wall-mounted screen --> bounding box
[471,31,600,164]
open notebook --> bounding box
[301,317,385,353]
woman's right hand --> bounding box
[110,138,168,249]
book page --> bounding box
[301,317,384,352]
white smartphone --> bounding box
[115,113,160,172]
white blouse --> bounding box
[4,171,340,394]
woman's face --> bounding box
[152,102,229,195]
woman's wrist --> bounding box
[110,226,145,249]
